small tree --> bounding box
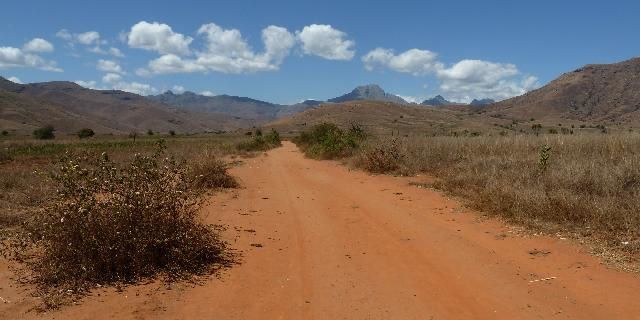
[531,124,542,136]
[147,129,154,136]
[33,126,55,140]
[129,131,138,142]
[77,128,95,139]
[169,130,176,136]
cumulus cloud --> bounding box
[7,76,23,84]
[127,21,193,55]
[362,47,539,102]
[362,48,442,76]
[436,59,539,102]
[111,81,157,96]
[0,46,62,72]
[23,38,54,53]
[101,72,122,84]
[200,90,215,96]
[97,59,125,74]
[172,85,185,93]
[143,22,295,75]
[108,47,124,57]
[296,24,355,60]
[74,80,99,89]
[56,29,123,57]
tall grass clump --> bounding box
[293,123,366,159]
[1,141,231,308]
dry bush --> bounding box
[1,141,231,307]
[363,134,640,253]
[293,123,365,159]
[356,138,404,173]
[189,153,239,190]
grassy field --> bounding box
[294,123,640,264]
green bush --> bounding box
[236,129,282,152]
[33,126,55,140]
[293,123,366,159]
[77,128,95,139]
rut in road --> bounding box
[3,141,640,320]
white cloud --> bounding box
[76,31,101,45]
[147,54,205,74]
[0,46,62,72]
[74,80,98,89]
[127,21,192,55]
[97,59,125,74]
[362,48,443,76]
[200,90,215,96]
[194,23,294,73]
[297,24,355,60]
[172,85,185,93]
[7,76,22,84]
[436,59,539,102]
[111,81,157,96]
[108,47,124,57]
[23,38,54,53]
[55,29,73,41]
[144,23,295,75]
[397,95,427,104]
[101,72,122,84]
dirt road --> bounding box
[3,141,640,319]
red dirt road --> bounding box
[2,141,640,319]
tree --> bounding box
[33,126,55,140]
[531,124,542,136]
[77,128,95,139]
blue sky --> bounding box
[1,0,639,104]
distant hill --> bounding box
[328,84,407,104]
[268,100,501,136]
[470,98,495,106]
[149,91,285,122]
[487,57,640,124]
[0,77,242,135]
[421,95,451,106]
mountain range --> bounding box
[2,56,640,135]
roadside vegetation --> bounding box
[294,123,640,262]
[293,122,365,159]
[236,128,282,152]
[0,131,282,309]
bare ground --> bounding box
[2,141,639,319]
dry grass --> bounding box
[0,133,268,308]
[354,133,640,257]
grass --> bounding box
[0,132,277,309]
[294,123,640,262]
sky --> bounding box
[1,0,639,104]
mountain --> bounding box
[328,84,407,104]
[421,95,451,106]
[0,77,241,135]
[487,57,640,123]
[470,98,495,106]
[149,91,283,122]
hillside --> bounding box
[486,57,640,124]
[149,91,285,122]
[0,77,244,135]
[268,100,501,136]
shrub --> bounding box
[33,126,55,140]
[189,156,239,190]
[548,128,558,134]
[293,123,365,159]
[169,130,176,136]
[360,138,404,173]
[147,129,154,136]
[1,130,8,136]
[1,142,230,307]
[255,128,263,136]
[236,129,281,152]
[77,128,95,139]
